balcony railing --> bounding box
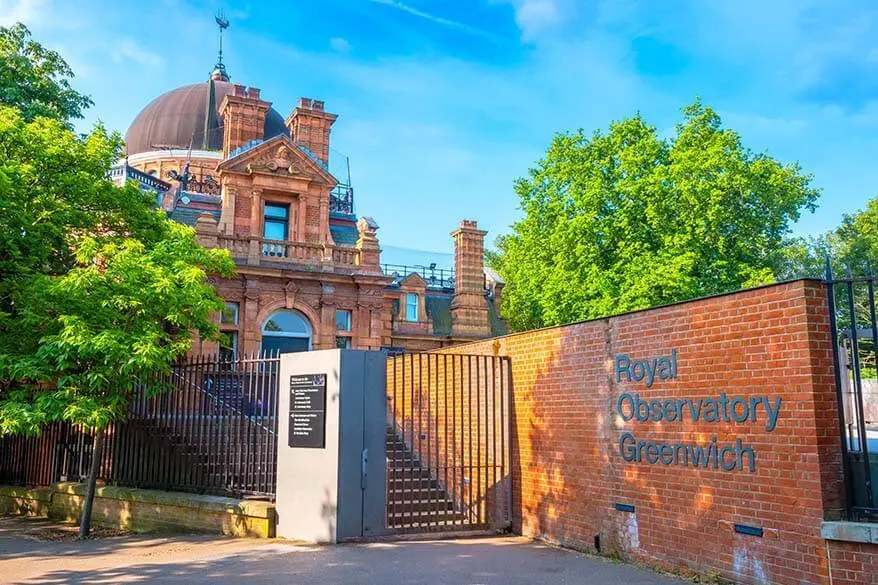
[382,263,455,289]
[108,164,172,193]
[215,234,361,270]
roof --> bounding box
[484,266,505,285]
[125,80,287,155]
[330,224,359,246]
[169,207,221,227]
[425,294,507,337]
[425,295,453,336]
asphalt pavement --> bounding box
[0,517,686,585]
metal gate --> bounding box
[825,264,878,521]
[383,352,512,534]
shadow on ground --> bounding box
[2,526,686,585]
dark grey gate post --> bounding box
[275,349,388,543]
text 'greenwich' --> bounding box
[613,350,783,473]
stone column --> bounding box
[220,185,237,235]
[242,280,261,355]
[318,284,336,350]
[250,188,263,240]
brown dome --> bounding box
[125,80,288,155]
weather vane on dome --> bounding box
[212,10,230,82]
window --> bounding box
[336,309,352,332]
[219,302,239,360]
[336,336,351,349]
[261,309,312,355]
[405,293,419,322]
[221,302,239,326]
[263,203,289,241]
[219,331,238,361]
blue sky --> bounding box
[4,0,878,260]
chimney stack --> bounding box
[286,98,337,167]
[450,220,491,337]
[218,85,271,159]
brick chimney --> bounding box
[219,85,271,159]
[285,98,337,167]
[450,220,491,337]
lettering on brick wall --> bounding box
[614,351,782,473]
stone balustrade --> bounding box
[214,233,362,271]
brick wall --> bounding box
[433,279,864,585]
[827,540,878,584]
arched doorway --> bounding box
[261,309,312,355]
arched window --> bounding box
[261,310,312,355]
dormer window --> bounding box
[405,293,419,322]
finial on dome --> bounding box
[212,10,230,82]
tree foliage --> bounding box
[776,196,878,279]
[491,101,820,331]
[0,26,234,435]
[0,24,93,123]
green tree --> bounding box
[775,195,878,280]
[0,24,93,123]
[491,101,819,331]
[0,25,234,538]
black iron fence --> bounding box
[825,264,878,521]
[0,353,280,499]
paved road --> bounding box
[0,517,685,585]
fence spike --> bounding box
[824,254,833,281]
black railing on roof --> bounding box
[382,263,455,289]
[330,184,354,215]
[108,164,171,193]
[825,261,878,521]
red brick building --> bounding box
[112,65,505,357]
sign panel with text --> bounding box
[288,374,327,449]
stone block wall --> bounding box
[0,483,274,538]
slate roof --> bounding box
[330,224,359,246]
[169,207,220,227]
[425,294,453,336]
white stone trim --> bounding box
[125,150,223,165]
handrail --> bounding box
[170,366,278,436]
[214,234,360,268]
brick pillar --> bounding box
[219,85,272,159]
[450,220,491,337]
[285,98,337,167]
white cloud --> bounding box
[110,38,164,70]
[368,0,501,41]
[0,0,47,26]
[330,37,351,53]
[512,0,562,41]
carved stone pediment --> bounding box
[218,135,336,185]
[400,273,428,288]
[247,146,311,177]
